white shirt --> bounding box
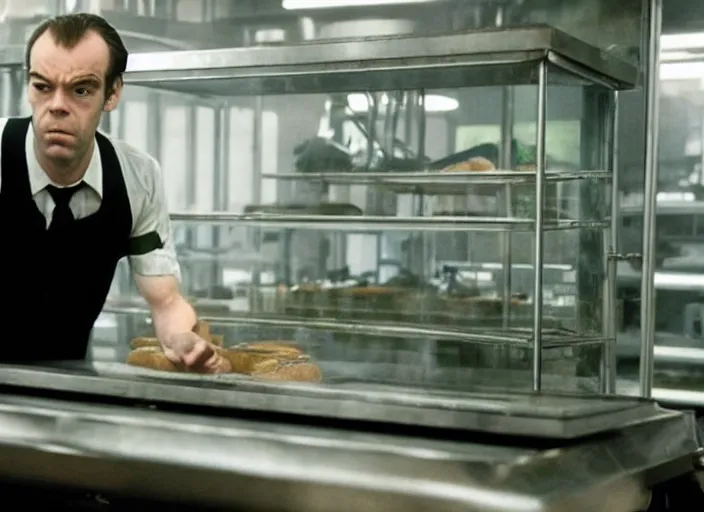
[0,117,180,279]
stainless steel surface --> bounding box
[500,87,515,330]
[532,61,548,392]
[123,26,638,96]
[262,170,612,192]
[168,212,607,232]
[0,363,682,440]
[102,299,612,348]
[0,393,690,512]
[605,91,619,395]
[639,0,663,399]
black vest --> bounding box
[0,117,132,361]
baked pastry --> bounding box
[126,345,232,373]
[126,346,183,372]
[232,341,303,354]
[126,330,321,382]
[217,342,306,374]
[442,156,496,172]
[252,359,323,383]
[127,320,230,373]
[338,286,403,296]
[129,337,160,349]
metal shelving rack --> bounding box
[104,25,637,393]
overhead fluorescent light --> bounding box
[283,0,433,9]
[661,32,704,51]
[347,93,459,113]
[660,61,704,80]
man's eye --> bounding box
[32,83,49,92]
[75,88,89,97]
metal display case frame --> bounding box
[116,24,632,394]
[0,25,650,437]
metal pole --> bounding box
[251,97,264,312]
[532,60,548,392]
[605,91,620,394]
[221,105,231,211]
[639,0,662,398]
[500,87,514,329]
[210,105,223,287]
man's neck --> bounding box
[34,139,94,186]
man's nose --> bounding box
[48,90,70,115]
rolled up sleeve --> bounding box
[127,157,181,280]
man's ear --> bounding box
[103,76,123,113]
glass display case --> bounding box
[0,8,703,509]
[2,24,636,427]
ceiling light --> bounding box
[347,93,459,113]
[283,0,433,9]
[661,32,704,52]
[660,62,704,81]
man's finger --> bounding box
[181,339,215,369]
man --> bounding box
[0,13,228,373]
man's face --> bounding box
[27,30,122,165]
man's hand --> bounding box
[133,274,230,374]
[162,331,230,373]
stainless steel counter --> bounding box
[0,392,694,511]
[0,362,680,439]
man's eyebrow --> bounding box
[28,71,102,86]
[71,75,102,86]
[28,71,50,82]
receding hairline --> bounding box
[24,14,129,90]
[30,28,110,60]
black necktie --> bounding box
[47,182,85,231]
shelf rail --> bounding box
[102,300,610,349]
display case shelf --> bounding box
[123,25,638,96]
[168,212,608,232]
[261,170,612,195]
[103,299,609,349]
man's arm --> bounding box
[134,274,218,369]
[125,152,228,372]
[134,275,195,338]
[134,273,196,339]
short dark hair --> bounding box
[25,13,128,94]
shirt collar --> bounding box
[25,123,103,197]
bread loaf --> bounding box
[442,156,496,172]
[192,320,211,341]
[230,341,303,355]
[126,334,320,382]
[127,346,232,374]
[129,337,160,349]
[126,346,183,372]
[127,318,231,374]
[252,359,323,383]
[217,342,307,374]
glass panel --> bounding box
[639,28,704,404]
[91,69,614,401]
